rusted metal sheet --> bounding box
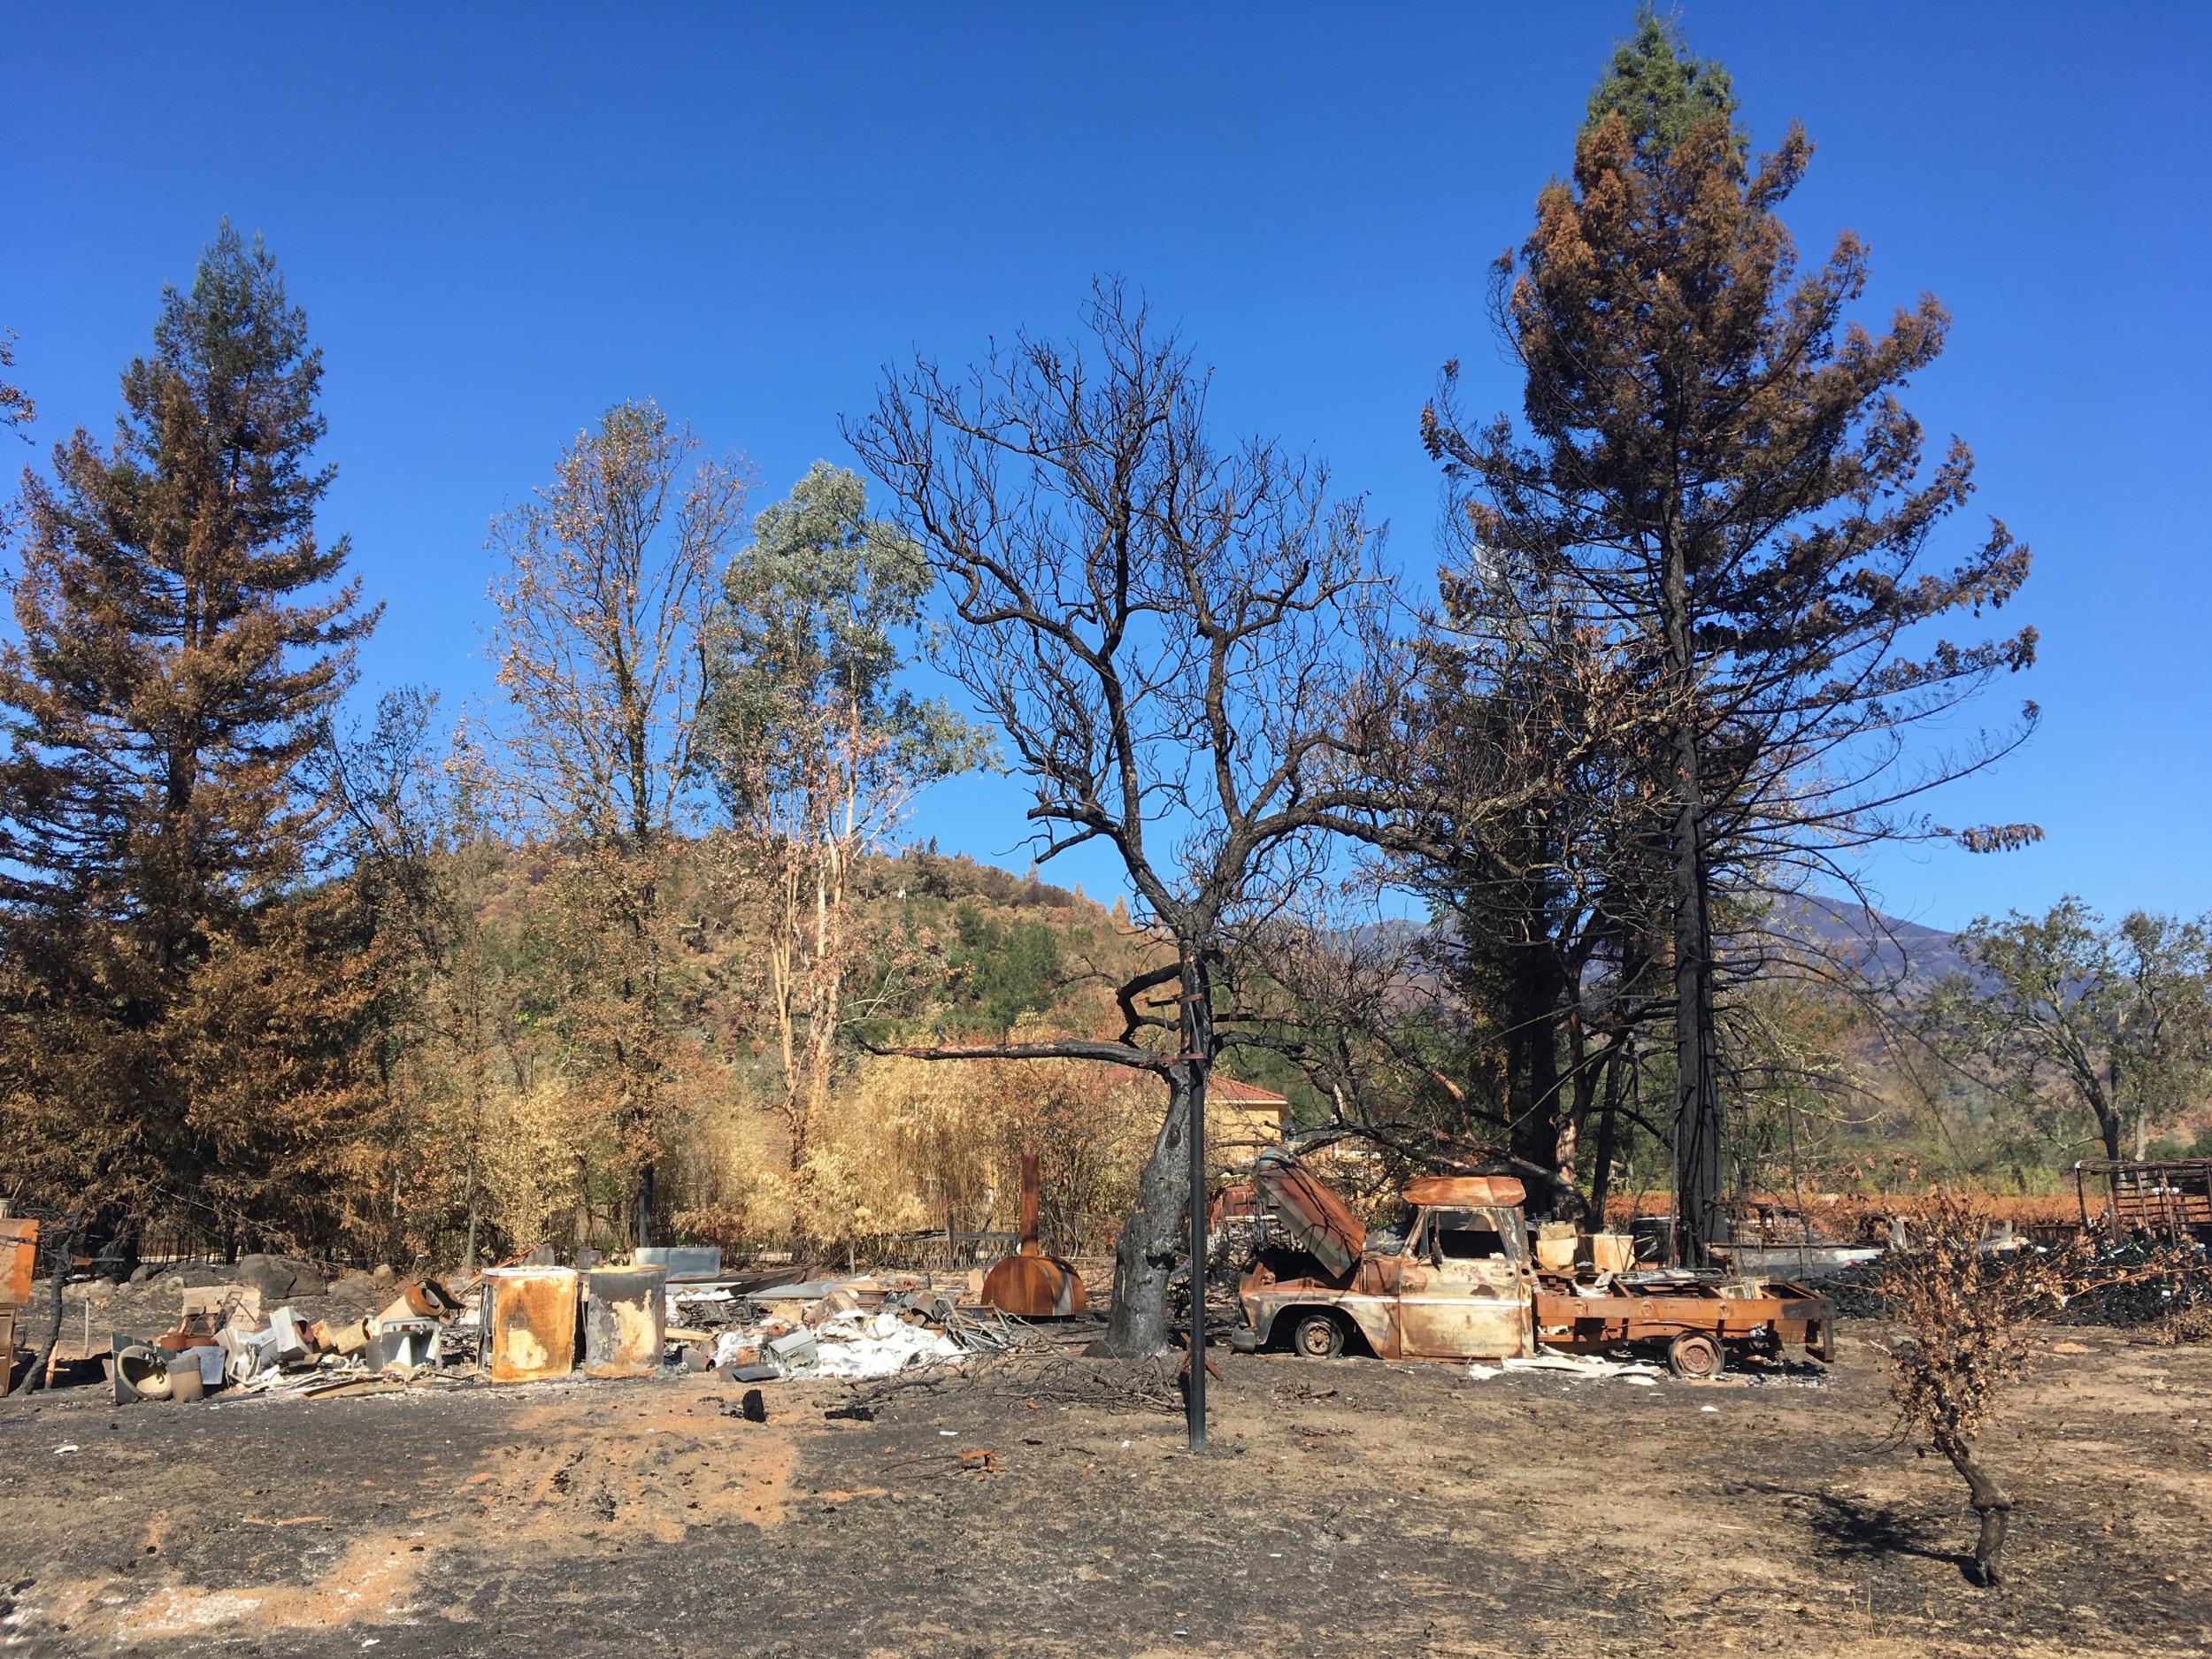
[0,1217,38,1308]
[1251,1148,1365,1277]
[482,1266,579,1383]
[981,1155,1087,1317]
[1402,1175,1526,1210]
[582,1266,667,1378]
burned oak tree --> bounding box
[849,283,1395,1403]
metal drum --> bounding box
[981,1155,1087,1318]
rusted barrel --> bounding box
[583,1265,667,1378]
[482,1266,579,1383]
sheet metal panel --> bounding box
[483,1266,579,1383]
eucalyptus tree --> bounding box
[698,461,990,1173]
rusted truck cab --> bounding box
[1235,1159,1540,1362]
[1233,1152,1838,1374]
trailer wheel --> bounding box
[1291,1312,1346,1359]
[1667,1332,1724,1379]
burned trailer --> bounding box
[1231,1151,1837,1378]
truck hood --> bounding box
[1251,1149,1366,1277]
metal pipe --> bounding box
[1019,1153,1041,1254]
[1187,1055,1209,1452]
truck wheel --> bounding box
[1291,1312,1345,1359]
[1667,1333,1724,1379]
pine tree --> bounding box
[1424,12,2037,1259]
[0,222,380,1254]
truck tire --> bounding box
[1291,1311,1345,1359]
[1667,1332,1724,1379]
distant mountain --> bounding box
[1760,894,1970,991]
[1351,895,1970,1000]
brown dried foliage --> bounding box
[1877,1190,2185,1586]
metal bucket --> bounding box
[482,1266,579,1383]
[582,1266,666,1379]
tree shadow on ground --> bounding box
[1745,1480,1982,1586]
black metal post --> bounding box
[1187,1054,1207,1451]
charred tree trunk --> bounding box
[1662,514,1723,1266]
[26,1212,81,1395]
[1506,950,1565,1186]
[1935,1427,2013,1585]
[1587,1046,1624,1225]
[1100,950,1215,1397]
[1100,1071,1193,1358]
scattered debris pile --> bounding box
[672,1272,1037,1383]
[12,1241,1045,1407]
[101,1268,480,1403]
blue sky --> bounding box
[7,4,2208,932]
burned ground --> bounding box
[1,1322,2206,1658]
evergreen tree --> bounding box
[0,222,379,1253]
[1424,13,2036,1259]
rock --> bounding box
[371,1263,396,1284]
[234,1254,326,1303]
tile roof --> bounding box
[1207,1077,1289,1107]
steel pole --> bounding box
[1187,1059,1207,1451]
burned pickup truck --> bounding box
[1227,1152,1836,1379]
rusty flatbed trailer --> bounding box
[1532,1276,1837,1378]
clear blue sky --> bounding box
[7,4,2208,932]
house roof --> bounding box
[1208,1077,1289,1108]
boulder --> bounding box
[234,1254,326,1303]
